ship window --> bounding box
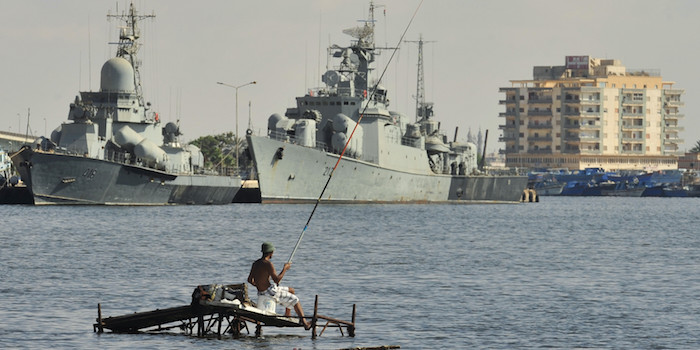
[351,102,356,105]
[344,101,349,105]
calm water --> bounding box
[1,197,700,349]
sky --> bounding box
[2,0,700,153]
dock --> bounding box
[93,283,355,339]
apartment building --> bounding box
[499,56,683,170]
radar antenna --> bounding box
[107,2,155,106]
[404,34,436,122]
[342,0,378,48]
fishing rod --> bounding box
[288,0,425,264]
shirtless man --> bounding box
[247,242,311,330]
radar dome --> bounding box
[100,57,135,92]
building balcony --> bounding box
[564,135,581,142]
[562,148,582,154]
[563,124,581,129]
[527,148,553,154]
[563,99,581,105]
[526,110,552,116]
[527,97,553,104]
[579,98,601,105]
[621,149,644,154]
[528,135,552,142]
[664,100,684,107]
[621,99,644,106]
[663,137,684,144]
[664,125,684,132]
[499,111,517,117]
[621,111,644,117]
[499,136,516,142]
[621,137,644,142]
[580,123,601,129]
[499,124,516,130]
[527,123,553,129]
[579,134,600,140]
[499,99,517,105]
[563,109,581,115]
[581,109,601,115]
[664,113,684,119]
[621,124,644,130]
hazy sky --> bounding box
[2,0,699,153]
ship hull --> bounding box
[11,148,240,205]
[248,135,527,203]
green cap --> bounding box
[261,242,275,253]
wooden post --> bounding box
[96,303,104,334]
[349,303,356,337]
[232,315,241,338]
[197,315,204,337]
[311,295,319,339]
[255,322,262,337]
[217,314,222,339]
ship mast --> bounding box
[405,34,436,122]
[107,2,155,107]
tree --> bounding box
[190,132,235,168]
[690,139,700,153]
[189,132,250,170]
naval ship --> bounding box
[246,3,528,203]
[11,3,240,205]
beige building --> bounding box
[499,56,683,170]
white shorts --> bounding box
[259,283,299,308]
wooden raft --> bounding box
[93,283,355,338]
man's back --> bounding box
[248,258,273,292]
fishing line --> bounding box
[288,0,425,264]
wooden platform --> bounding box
[94,284,355,339]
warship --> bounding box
[11,3,240,205]
[246,2,528,203]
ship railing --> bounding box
[268,130,296,143]
[401,137,422,148]
[268,129,331,152]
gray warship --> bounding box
[11,3,240,205]
[246,3,528,203]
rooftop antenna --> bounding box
[404,34,436,122]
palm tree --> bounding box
[690,139,700,153]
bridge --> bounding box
[0,130,37,152]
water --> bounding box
[1,197,700,349]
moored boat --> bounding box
[11,3,240,205]
[246,2,527,203]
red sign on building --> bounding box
[566,56,589,70]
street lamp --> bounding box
[216,81,256,172]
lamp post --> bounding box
[216,81,256,172]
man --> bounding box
[247,242,311,330]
